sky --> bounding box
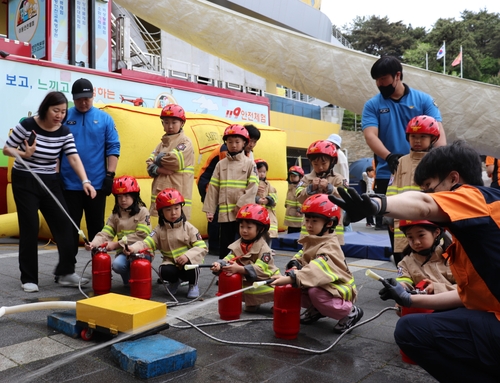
[320,0,500,31]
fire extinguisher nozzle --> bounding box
[184,264,212,270]
[252,279,274,288]
[78,230,90,245]
[365,269,384,282]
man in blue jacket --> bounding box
[60,78,120,285]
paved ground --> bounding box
[0,221,437,383]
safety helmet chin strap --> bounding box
[417,228,443,266]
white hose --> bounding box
[0,301,76,318]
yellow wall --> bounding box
[0,3,6,36]
[270,111,340,149]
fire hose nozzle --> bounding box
[252,279,274,288]
[365,269,384,282]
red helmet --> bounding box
[112,175,140,195]
[301,194,341,221]
[155,188,185,211]
[306,140,338,159]
[288,165,304,177]
[399,219,439,232]
[160,104,186,122]
[222,124,249,142]
[405,115,440,141]
[254,158,268,170]
[236,204,270,227]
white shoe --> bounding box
[187,284,199,299]
[57,273,89,287]
[22,283,39,292]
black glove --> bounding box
[385,153,403,174]
[286,259,302,271]
[102,172,114,196]
[328,188,383,223]
[378,278,412,307]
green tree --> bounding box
[345,16,418,59]
[403,42,433,69]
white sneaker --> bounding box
[57,273,89,287]
[187,284,199,299]
[22,283,39,292]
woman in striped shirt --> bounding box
[3,91,96,293]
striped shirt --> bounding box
[6,117,78,174]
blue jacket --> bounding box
[362,85,442,179]
[60,106,120,190]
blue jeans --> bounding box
[395,307,500,382]
[112,253,151,285]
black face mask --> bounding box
[378,83,396,98]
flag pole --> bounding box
[426,52,428,70]
[443,41,446,74]
[460,45,463,78]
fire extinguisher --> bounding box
[400,280,433,364]
[217,272,243,320]
[273,283,301,339]
[129,250,152,300]
[91,244,111,296]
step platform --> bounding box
[111,334,196,378]
[272,232,391,261]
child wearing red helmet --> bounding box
[146,104,195,220]
[284,165,305,234]
[203,124,259,259]
[255,158,278,245]
[85,175,151,286]
[125,188,207,299]
[396,220,456,302]
[296,139,348,244]
[211,204,281,312]
[272,194,363,333]
[387,115,441,265]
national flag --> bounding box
[452,51,462,67]
[436,44,445,60]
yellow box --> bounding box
[76,293,167,335]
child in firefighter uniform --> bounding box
[393,219,456,315]
[272,194,363,334]
[211,204,281,312]
[125,188,207,299]
[255,158,278,245]
[85,176,151,285]
[284,165,304,234]
[203,124,259,259]
[296,140,347,244]
[386,115,441,265]
[146,104,195,219]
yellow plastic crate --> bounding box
[76,293,167,335]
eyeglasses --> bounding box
[421,178,445,193]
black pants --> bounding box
[159,263,199,285]
[395,308,500,382]
[219,221,240,259]
[12,170,76,284]
[207,206,220,254]
[63,189,107,253]
[374,178,394,252]
[287,227,301,234]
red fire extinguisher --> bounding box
[273,283,301,339]
[129,250,152,300]
[91,244,111,296]
[400,280,433,364]
[217,272,243,320]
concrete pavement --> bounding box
[0,222,437,382]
